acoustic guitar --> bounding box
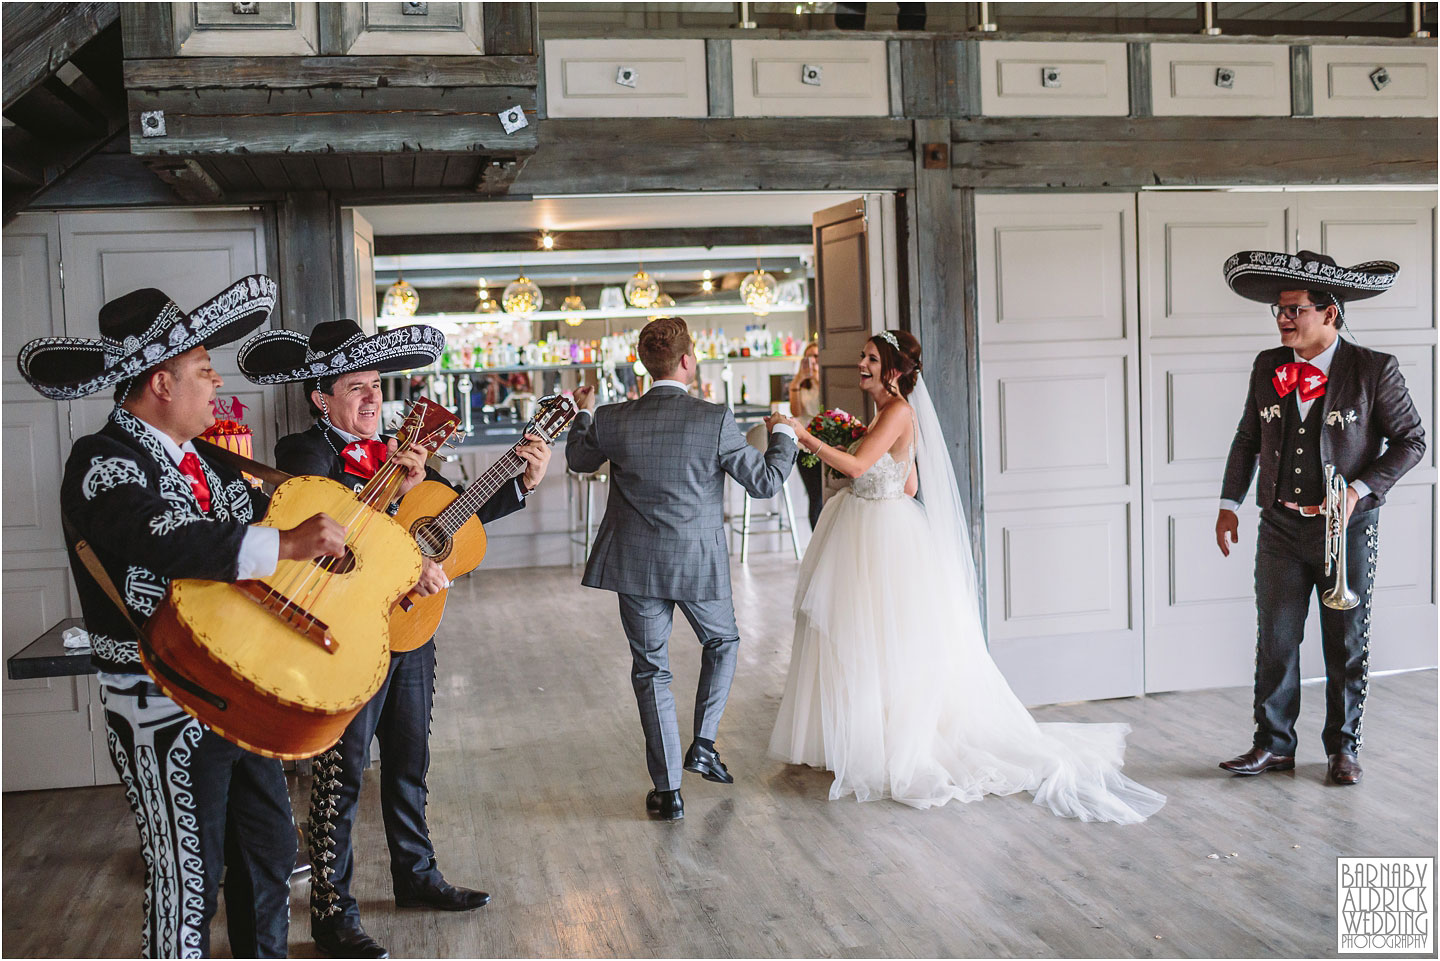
[388,393,579,652]
[142,397,460,760]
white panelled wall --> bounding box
[3,208,276,791]
[977,189,1437,706]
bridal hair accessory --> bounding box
[877,330,899,349]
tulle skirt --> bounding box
[768,488,1166,823]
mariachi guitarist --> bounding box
[238,319,551,960]
[16,277,348,958]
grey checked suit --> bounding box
[567,385,798,789]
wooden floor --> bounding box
[4,554,1436,958]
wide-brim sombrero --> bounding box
[237,318,444,385]
[17,275,277,401]
[1225,249,1398,311]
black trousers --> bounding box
[100,679,295,959]
[797,459,824,531]
[309,640,443,930]
[1252,506,1379,757]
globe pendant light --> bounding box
[562,290,586,326]
[625,267,660,309]
[502,272,543,314]
[740,262,778,317]
[382,274,419,318]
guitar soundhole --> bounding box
[411,518,452,561]
[317,548,357,574]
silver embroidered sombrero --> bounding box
[237,318,444,385]
[1224,249,1398,318]
[17,275,277,401]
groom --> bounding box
[567,316,798,820]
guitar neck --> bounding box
[435,447,526,534]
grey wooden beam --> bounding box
[1291,44,1314,117]
[706,39,733,118]
[948,117,1435,187]
[515,117,915,193]
[959,39,981,118]
[142,157,225,204]
[374,225,815,256]
[117,1,172,59]
[123,55,539,90]
[125,86,539,156]
[909,118,978,527]
[2,1,119,110]
[483,2,537,57]
[1128,42,1152,117]
[474,156,528,196]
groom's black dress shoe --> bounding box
[1219,747,1295,775]
[395,879,491,911]
[646,788,684,820]
[683,742,734,784]
[313,921,389,959]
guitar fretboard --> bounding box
[435,447,527,535]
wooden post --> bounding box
[907,117,981,539]
[275,191,342,434]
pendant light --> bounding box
[625,266,660,309]
[382,274,419,318]
[740,261,778,316]
[562,284,586,326]
[502,272,543,315]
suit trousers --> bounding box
[617,594,741,790]
[309,640,442,931]
[798,460,824,531]
[1252,506,1379,757]
[99,679,295,959]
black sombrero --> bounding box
[237,318,444,385]
[17,274,277,401]
[1224,249,1398,320]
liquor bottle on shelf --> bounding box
[739,376,748,405]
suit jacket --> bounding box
[274,422,524,524]
[565,386,798,601]
[1221,338,1426,511]
[61,407,264,673]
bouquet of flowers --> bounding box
[799,408,866,469]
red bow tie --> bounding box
[1273,362,1327,403]
[177,451,212,513]
[341,438,389,479]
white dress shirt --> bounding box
[647,379,798,441]
[1220,336,1370,512]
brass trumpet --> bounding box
[1321,464,1361,611]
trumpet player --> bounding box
[1215,250,1425,786]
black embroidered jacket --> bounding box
[60,407,265,673]
[1222,338,1427,512]
[274,421,524,526]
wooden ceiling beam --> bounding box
[123,55,538,90]
[374,225,817,257]
[2,1,118,110]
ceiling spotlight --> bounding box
[540,232,555,250]
[701,279,715,293]
[702,269,713,280]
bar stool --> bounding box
[733,423,802,562]
[567,462,608,562]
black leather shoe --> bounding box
[1328,753,1362,785]
[1219,747,1296,775]
[313,921,389,959]
[646,788,684,820]
[395,879,492,911]
[683,742,734,784]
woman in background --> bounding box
[788,341,823,529]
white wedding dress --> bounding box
[768,378,1165,823]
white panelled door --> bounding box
[974,193,1144,705]
[2,214,97,791]
[3,208,273,792]
[1138,189,1437,695]
[59,209,278,462]
[1299,191,1437,674]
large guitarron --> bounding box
[143,398,459,759]
[388,393,579,653]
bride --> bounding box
[768,329,1165,823]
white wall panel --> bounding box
[1149,42,1291,117]
[544,39,709,118]
[731,40,890,117]
[978,41,1129,117]
[1311,45,1438,118]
